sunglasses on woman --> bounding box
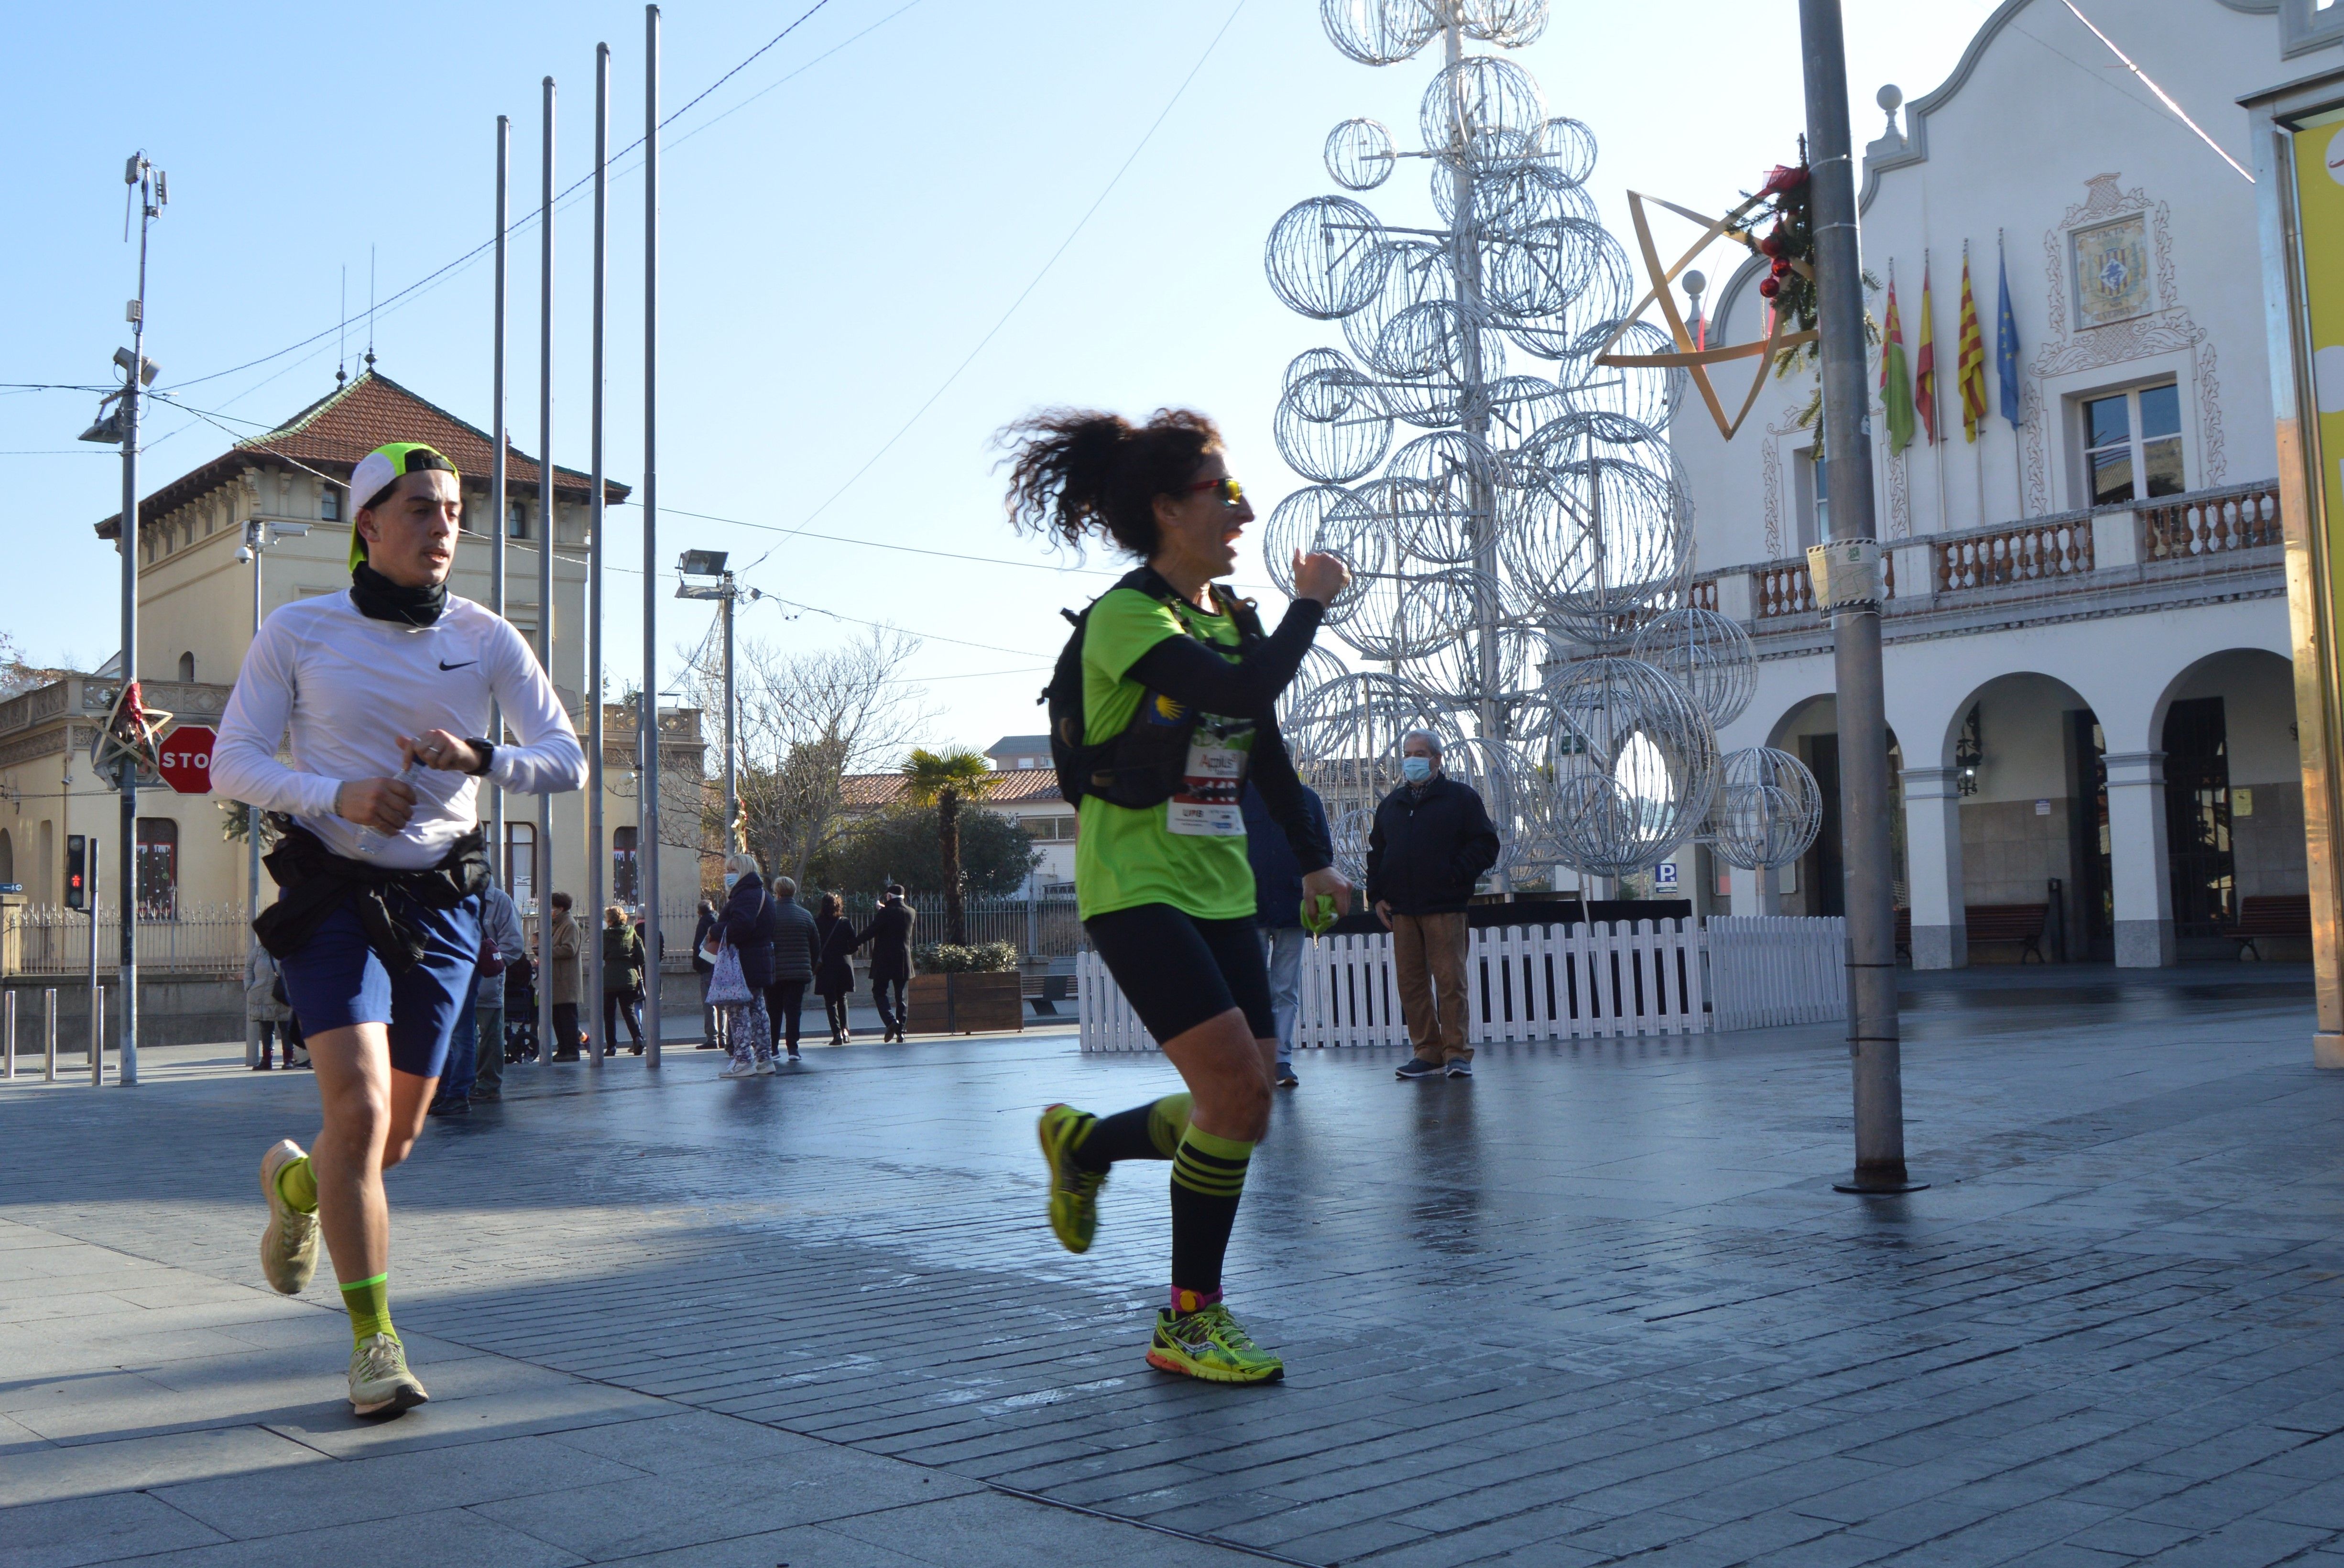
[1182,475,1246,508]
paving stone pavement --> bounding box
[8,966,2344,1567]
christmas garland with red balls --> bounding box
[1745,143,1814,331]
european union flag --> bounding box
[1996,241,2022,430]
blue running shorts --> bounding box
[276,891,483,1080]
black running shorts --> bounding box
[1085,903,1276,1044]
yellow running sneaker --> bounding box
[258,1139,320,1295]
[1147,1304,1285,1384]
[349,1333,429,1417]
[1036,1104,1106,1254]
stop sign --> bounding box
[156,725,217,795]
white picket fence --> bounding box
[1078,915,1846,1052]
[1706,915,1848,1031]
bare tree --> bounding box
[686,627,935,888]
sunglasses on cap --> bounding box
[1182,475,1245,508]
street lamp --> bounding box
[676,551,759,856]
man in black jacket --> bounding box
[858,884,917,1043]
[1366,730,1500,1080]
[763,876,821,1062]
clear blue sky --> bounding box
[8,1,2026,751]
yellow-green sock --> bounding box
[339,1274,395,1348]
[275,1154,317,1214]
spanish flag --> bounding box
[1958,248,1987,443]
[1916,258,1938,445]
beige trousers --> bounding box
[1391,911,1472,1061]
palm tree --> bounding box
[899,747,996,943]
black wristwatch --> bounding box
[464,738,497,776]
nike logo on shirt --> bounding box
[438,660,478,671]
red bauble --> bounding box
[1771,257,1791,277]
[1756,234,1782,259]
[1758,277,1781,300]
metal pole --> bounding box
[248,525,263,1071]
[91,985,104,1086]
[587,42,610,1065]
[641,4,664,1067]
[88,838,100,1075]
[44,988,56,1081]
[1802,0,1919,1194]
[538,75,560,1063]
[6,989,16,1079]
[491,114,510,920]
[119,196,146,1089]
[722,577,737,855]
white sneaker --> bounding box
[348,1333,428,1417]
[756,1057,778,1076]
[720,1058,759,1080]
[258,1139,320,1295]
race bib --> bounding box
[1167,742,1246,837]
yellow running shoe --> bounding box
[348,1333,429,1417]
[258,1139,320,1296]
[1037,1104,1106,1254]
[1147,1304,1285,1384]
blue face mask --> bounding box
[1401,755,1433,783]
[722,873,740,890]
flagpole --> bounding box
[1927,249,1949,536]
[2002,230,2026,522]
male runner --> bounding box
[212,442,586,1416]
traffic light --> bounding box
[64,836,87,909]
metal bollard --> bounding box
[4,990,14,1079]
[44,988,57,1081]
[91,985,106,1086]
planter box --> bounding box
[905,971,1023,1035]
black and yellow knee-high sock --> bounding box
[1169,1124,1254,1316]
[1071,1092,1190,1174]
[340,1274,396,1349]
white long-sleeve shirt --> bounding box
[212,590,588,870]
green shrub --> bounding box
[914,940,1019,974]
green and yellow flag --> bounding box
[1880,270,1914,455]
[1958,249,1988,443]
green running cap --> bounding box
[346,442,461,569]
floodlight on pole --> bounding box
[676,548,727,578]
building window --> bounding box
[321,484,342,522]
[1793,447,1826,551]
[0,828,13,888]
[135,818,178,918]
[612,826,639,905]
[176,651,196,683]
[508,501,529,540]
[2081,382,2184,506]
[506,821,537,909]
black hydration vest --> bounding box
[1039,567,1265,811]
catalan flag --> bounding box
[1916,258,1939,445]
[1880,269,1914,455]
[1958,248,1988,443]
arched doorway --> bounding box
[2155,649,2303,960]
[1763,696,1903,919]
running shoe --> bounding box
[1275,1062,1299,1088]
[1037,1104,1106,1254]
[756,1057,778,1076]
[1446,1058,1473,1079]
[258,1139,320,1296]
[1147,1304,1284,1384]
[720,1058,759,1080]
[1395,1056,1444,1080]
[348,1333,429,1417]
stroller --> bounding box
[503,953,541,1063]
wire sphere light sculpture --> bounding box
[1263,0,1776,883]
[1707,747,1825,871]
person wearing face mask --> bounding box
[1367,730,1500,1081]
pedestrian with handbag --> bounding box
[814,892,859,1045]
[712,852,776,1078]
[601,906,647,1055]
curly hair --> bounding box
[996,407,1221,559]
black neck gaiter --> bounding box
[350,562,448,628]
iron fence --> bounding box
[1,904,248,977]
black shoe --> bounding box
[630,1045,644,1056]
[472,1087,501,1101]
[1395,1056,1444,1080]
[1276,1063,1299,1088]
[696,1041,721,1050]
[551,1050,581,1062]
[786,1048,801,1061]
[427,1096,470,1117]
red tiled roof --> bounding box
[96,368,628,538]
[839,770,1068,810]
